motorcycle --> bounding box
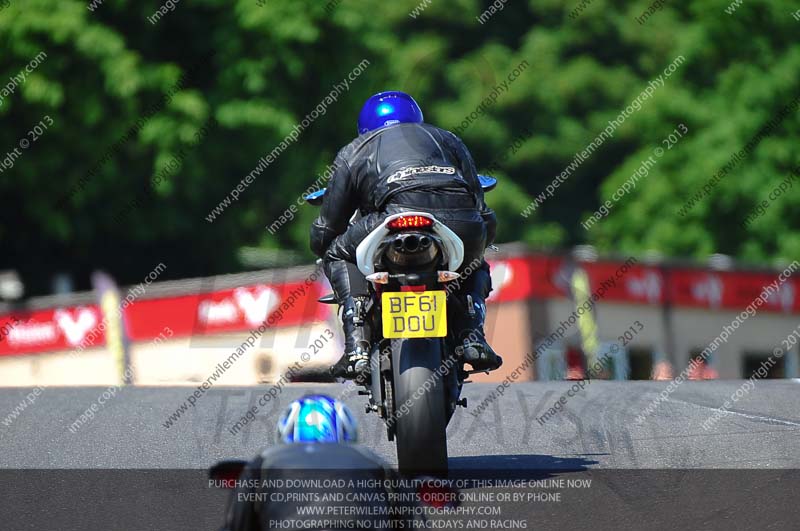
[305,175,497,474]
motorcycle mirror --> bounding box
[304,188,326,205]
[416,476,461,510]
[478,175,497,192]
[209,459,248,488]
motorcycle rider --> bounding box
[217,394,412,531]
[310,90,502,379]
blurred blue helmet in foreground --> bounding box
[357,91,424,135]
[277,395,357,443]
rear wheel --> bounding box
[390,338,448,476]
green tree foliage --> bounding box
[0,0,797,294]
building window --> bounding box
[627,347,654,380]
[742,352,785,379]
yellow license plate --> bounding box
[381,291,447,338]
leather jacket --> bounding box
[310,122,497,257]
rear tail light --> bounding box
[387,215,433,230]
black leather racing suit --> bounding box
[221,443,415,530]
[310,122,498,369]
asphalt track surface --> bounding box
[1,381,799,530]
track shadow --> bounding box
[448,454,598,480]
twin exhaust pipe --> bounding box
[391,233,432,254]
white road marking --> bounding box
[670,397,800,428]
[715,409,800,428]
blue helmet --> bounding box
[277,394,358,444]
[357,91,424,135]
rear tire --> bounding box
[391,338,448,476]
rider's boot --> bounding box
[453,262,503,372]
[329,296,371,379]
[326,261,372,380]
[455,295,503,372]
